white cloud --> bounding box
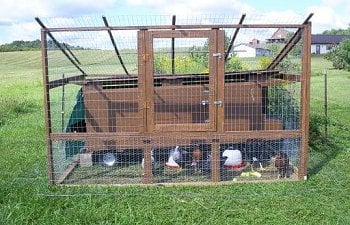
[0,0,349,44]
[0,0,116,44]
[307,5,348,33]
[0,0,116,22]
[127,0,254,15]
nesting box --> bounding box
[38,14,311,185]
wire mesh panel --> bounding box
[40,14,311,185]
[148,31,220,132]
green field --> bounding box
[0,51,349,224]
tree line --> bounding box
[0,40,86,52]
[322,26,350,71]
[321,26,350,35]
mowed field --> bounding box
[0,51,349,224]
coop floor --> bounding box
[60,164,298,185]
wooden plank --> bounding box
[35,17,86,75]
[224,119,250,131]
[138,30,146,133]
[225,14,246,62]
[208,30,217,132]
[155,123,211,131]
[48,74,85,89]
[41,30,55,185]
[56,160,79,184]
[50,130,301,143]
[70,70,280,85]
[299,22,311,180]
[47,24,305,33]
[211,142,220,182]
[151,30,212,38]
[171,15,176,75]
[274,73,301,82]
[102,16,129,75]
[216,30,225,133]
[264,118,283,130]
[224,83,263,104]
[267,13,313,70]
[145,31,155,132]
[143,145,153,184]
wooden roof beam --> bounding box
[267,13,314,70]
[225,14,246,62]
[35,17,87,75]
[102,16,129,75]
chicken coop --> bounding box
[37,14,312,185]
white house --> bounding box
[311,34,350,54]
[233,43,272,58]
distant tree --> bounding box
[321,26,350,35]
[0,40,41,52]
[0,39,87,52]
[324,39,350,70]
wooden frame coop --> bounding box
[37,14,312,185]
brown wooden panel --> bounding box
[264,118,283,130]
[224,119,250,131]
[155,123,211,131]
[153,85,206,104]
[224,83,262,104]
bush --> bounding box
[225,56,243,71]
[154,54,208,74]
[324,39,350,71]
[258,56,272,69]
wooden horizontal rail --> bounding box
[45,24,306,32]
[50,130,301,142]
[67,70,280,85]
[48,74,85,89]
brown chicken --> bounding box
[191,147,202,167]
[275,152,289,178]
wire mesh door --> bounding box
[141,30,224,132]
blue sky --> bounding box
[0,0,349,44]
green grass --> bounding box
[1,51,350,224]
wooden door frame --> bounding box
[138,29,224,133]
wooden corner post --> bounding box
[299,22,311,180]
[41,29,54,185]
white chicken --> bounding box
[165,146,181,169]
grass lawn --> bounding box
[0,52,349,224]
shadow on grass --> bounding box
[307,114,345,177]
[308,138,342,177]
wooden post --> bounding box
[299,22,311,180]
[216,30,225,133]
[143,144,153,184]
[323,69,328,142]
[171,15,176,75]
[137,30,147,133]
[211,141,221,182]
[145,31,155,132]
[41,30,55,185]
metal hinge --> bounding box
[213,100,223,106]
[213,53,222,58]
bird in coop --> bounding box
[274,152,289,178]
[141,150,155,169]
[191,145,202,166]
[191,145,203,172]
[165,146,181,169]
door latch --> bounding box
[213,100,223,106]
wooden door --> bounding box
[138,30,224,132]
